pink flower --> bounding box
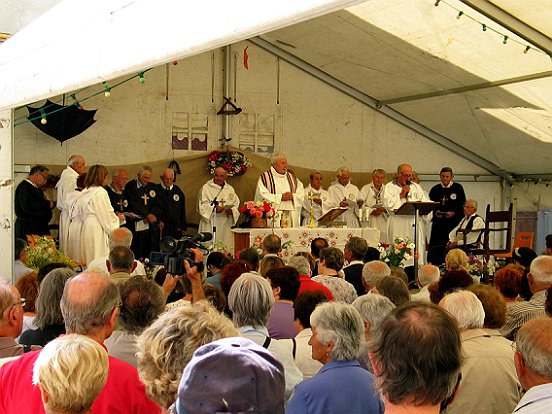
[255,210,263,218]
[247,201,255,209]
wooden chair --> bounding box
[494,231,534,260]
[471,203,514,282]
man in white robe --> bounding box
[327,166,361,228]
[255,154,304,227]
[56,155,86,253]
[301,171,332,227]
[382,163,430,266]
[198,167,240,250]
[359,168,388,242]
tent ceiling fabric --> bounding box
[0,0,366,111]
[1,0,551,179]
[261,0,552,178]
[490,0,552,38]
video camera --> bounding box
[150,232,212,275]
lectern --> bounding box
[395,201,438,279]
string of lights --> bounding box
[14,69,152,127]
[433,0,551,59]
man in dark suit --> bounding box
[157,168,186,239]
[343,236,368,296]
[124,166,163,261]
[14,165,55,240]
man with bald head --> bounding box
[0,281,25,357]
[512,317,552,412]
[56,154,86,252]
[0,272,161,413]
[105,167,129,215]
[158,168,187,239]
[255,154,304,227]
[198,167,240,249]
[382,163,430,265]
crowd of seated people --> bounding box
[2,227,552,414]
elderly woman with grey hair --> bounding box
[439,290,521,414]
[352,294,396,371]
[287,302,383,414]
[19,268,76,348]
[228,272,303,400]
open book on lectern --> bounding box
[318,207,348,226]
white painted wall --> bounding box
[14,42,490,176]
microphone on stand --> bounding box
[403,180,412,199]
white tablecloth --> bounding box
[232,227,379,260]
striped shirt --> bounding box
[500,290,546,340]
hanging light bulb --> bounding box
[456,11,463,19]
[102,81,112,97]
[434,0,440,6]
[503,36,508,44]
[138,72,145,84]
[70,93,83,109]
[482,24,487,31]
[523,46,530,54]
[40,109,47,124]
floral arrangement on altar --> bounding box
[211,240,234,262]
[467,254,495,278]
[251,234,294,259]
[377,237,414,267]
[25,236,77,270]
[208,150,252,176]
[239,201,275,219]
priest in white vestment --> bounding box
[383,163,430,266]
[301,171,332,227]
[56,155,86,253]
[359,168,388,242]
[327,166,361,228]
[255,154,304,227]
[198,167,240,250]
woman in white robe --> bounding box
[78,165,123,265]
[65,191,85,263]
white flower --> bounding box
[407,242,415,249]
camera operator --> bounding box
[160,248,205,304]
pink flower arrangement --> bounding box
[239,200,275,219]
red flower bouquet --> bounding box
[239,201,275,219]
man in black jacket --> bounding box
[14,165,55,240]
[124,166,163,261]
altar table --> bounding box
[231,227,380,259]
